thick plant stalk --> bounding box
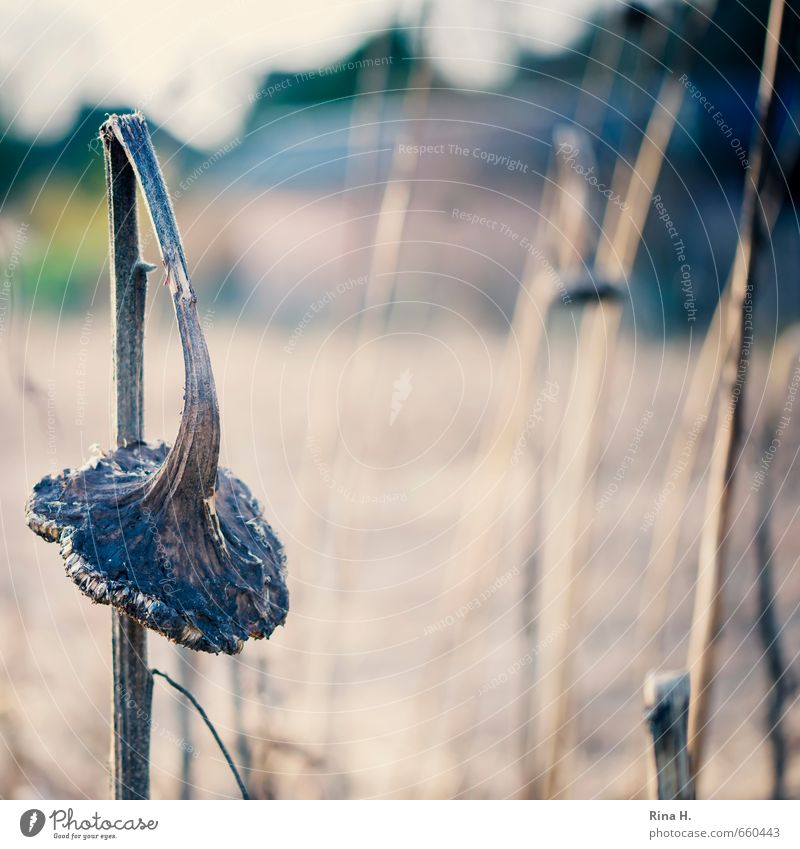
[103,127,154,800]
[687,0,786,787]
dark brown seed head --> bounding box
[25,114,288,654]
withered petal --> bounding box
[26,441,287,654]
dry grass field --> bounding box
[2,308,798,799]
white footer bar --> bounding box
[2,800,798,848]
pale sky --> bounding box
[0,0,627,148]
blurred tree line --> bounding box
[0,0,787,317]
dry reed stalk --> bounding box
[597,5,677,256]
[593,0,716,285]
[617,38,797,795]
[686,0,787,789]
[572,14,626,131]
[632,184,788,686]
[632,56,800,680]
[644,670,694,800]
[631,5,797,799]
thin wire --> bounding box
[151,668,250,800]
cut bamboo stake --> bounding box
[687,0,787,788]
[644,670,694,800]
[104,127,154,800]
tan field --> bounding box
[2,308,798,800]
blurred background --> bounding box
[1,0,800,800]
